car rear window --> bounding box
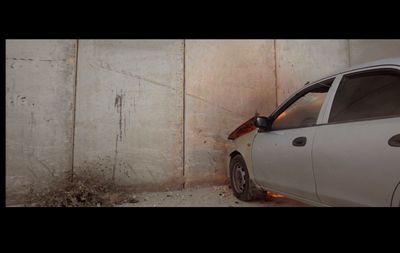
[329,69,400,123]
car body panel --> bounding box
[313,117,400,206]
[252,126,319,202]
[312,65,400,206]
[227,58,400,206]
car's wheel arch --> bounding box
[390,180,400,207]
[229,130,258,173]
[228,150,256,185]
[228,151,242,178]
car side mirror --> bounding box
[253,116,271,131]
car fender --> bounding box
[227,129,258,182]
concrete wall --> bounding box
[6,40,77,197]
[275,40,349,104]
[73,40,184,191]
[274,40,400,105]
[349,40,400,66]
[6,39,400,200]
[184,40,276,186]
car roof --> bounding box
[308,57,400,85]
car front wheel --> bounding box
[230,154,265,201]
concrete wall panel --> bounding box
[349,40,400,66]
[275,40,349,104]
[73,40,184,191]
[184,40,276,186]
[6,40,77,198]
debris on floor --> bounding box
[25,172,139,207]
[13,171,307,207]
[116,185,308,207]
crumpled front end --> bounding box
[226,116,259,182]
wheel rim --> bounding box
[232,162,246,193]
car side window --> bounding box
[328,69,400,123]
[271,80,333,130]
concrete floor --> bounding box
[117,185,308,207]
[6,184,309,207]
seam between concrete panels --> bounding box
[182,39,186,189]
[70,39,79,182]
[274,40,278,107]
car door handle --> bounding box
[292,137,307,147]
[388,134,400,147]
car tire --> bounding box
[230,154,265,201]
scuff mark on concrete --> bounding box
[26,111,38,181]
[95,62,176,91]
[37,159,56,177]
[159,151,173,170]
[6,57,67,63]
[135,75,176,91]
[186,93,246,118]
[124,117,127,139]
[125,163,138,177]
[113,89,129,182]
[9,94,30,107]
[26,163,39,180]
[138,78,142,96]
[133,96,136,113]
[147,167,157,183]
[114,89,123,142]
[112,134,118,182]
[30,111,36,135]
[6,57,35,61]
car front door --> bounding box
[313,67,400,206]
[252,78,335,202]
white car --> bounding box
[227,58,400,207]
